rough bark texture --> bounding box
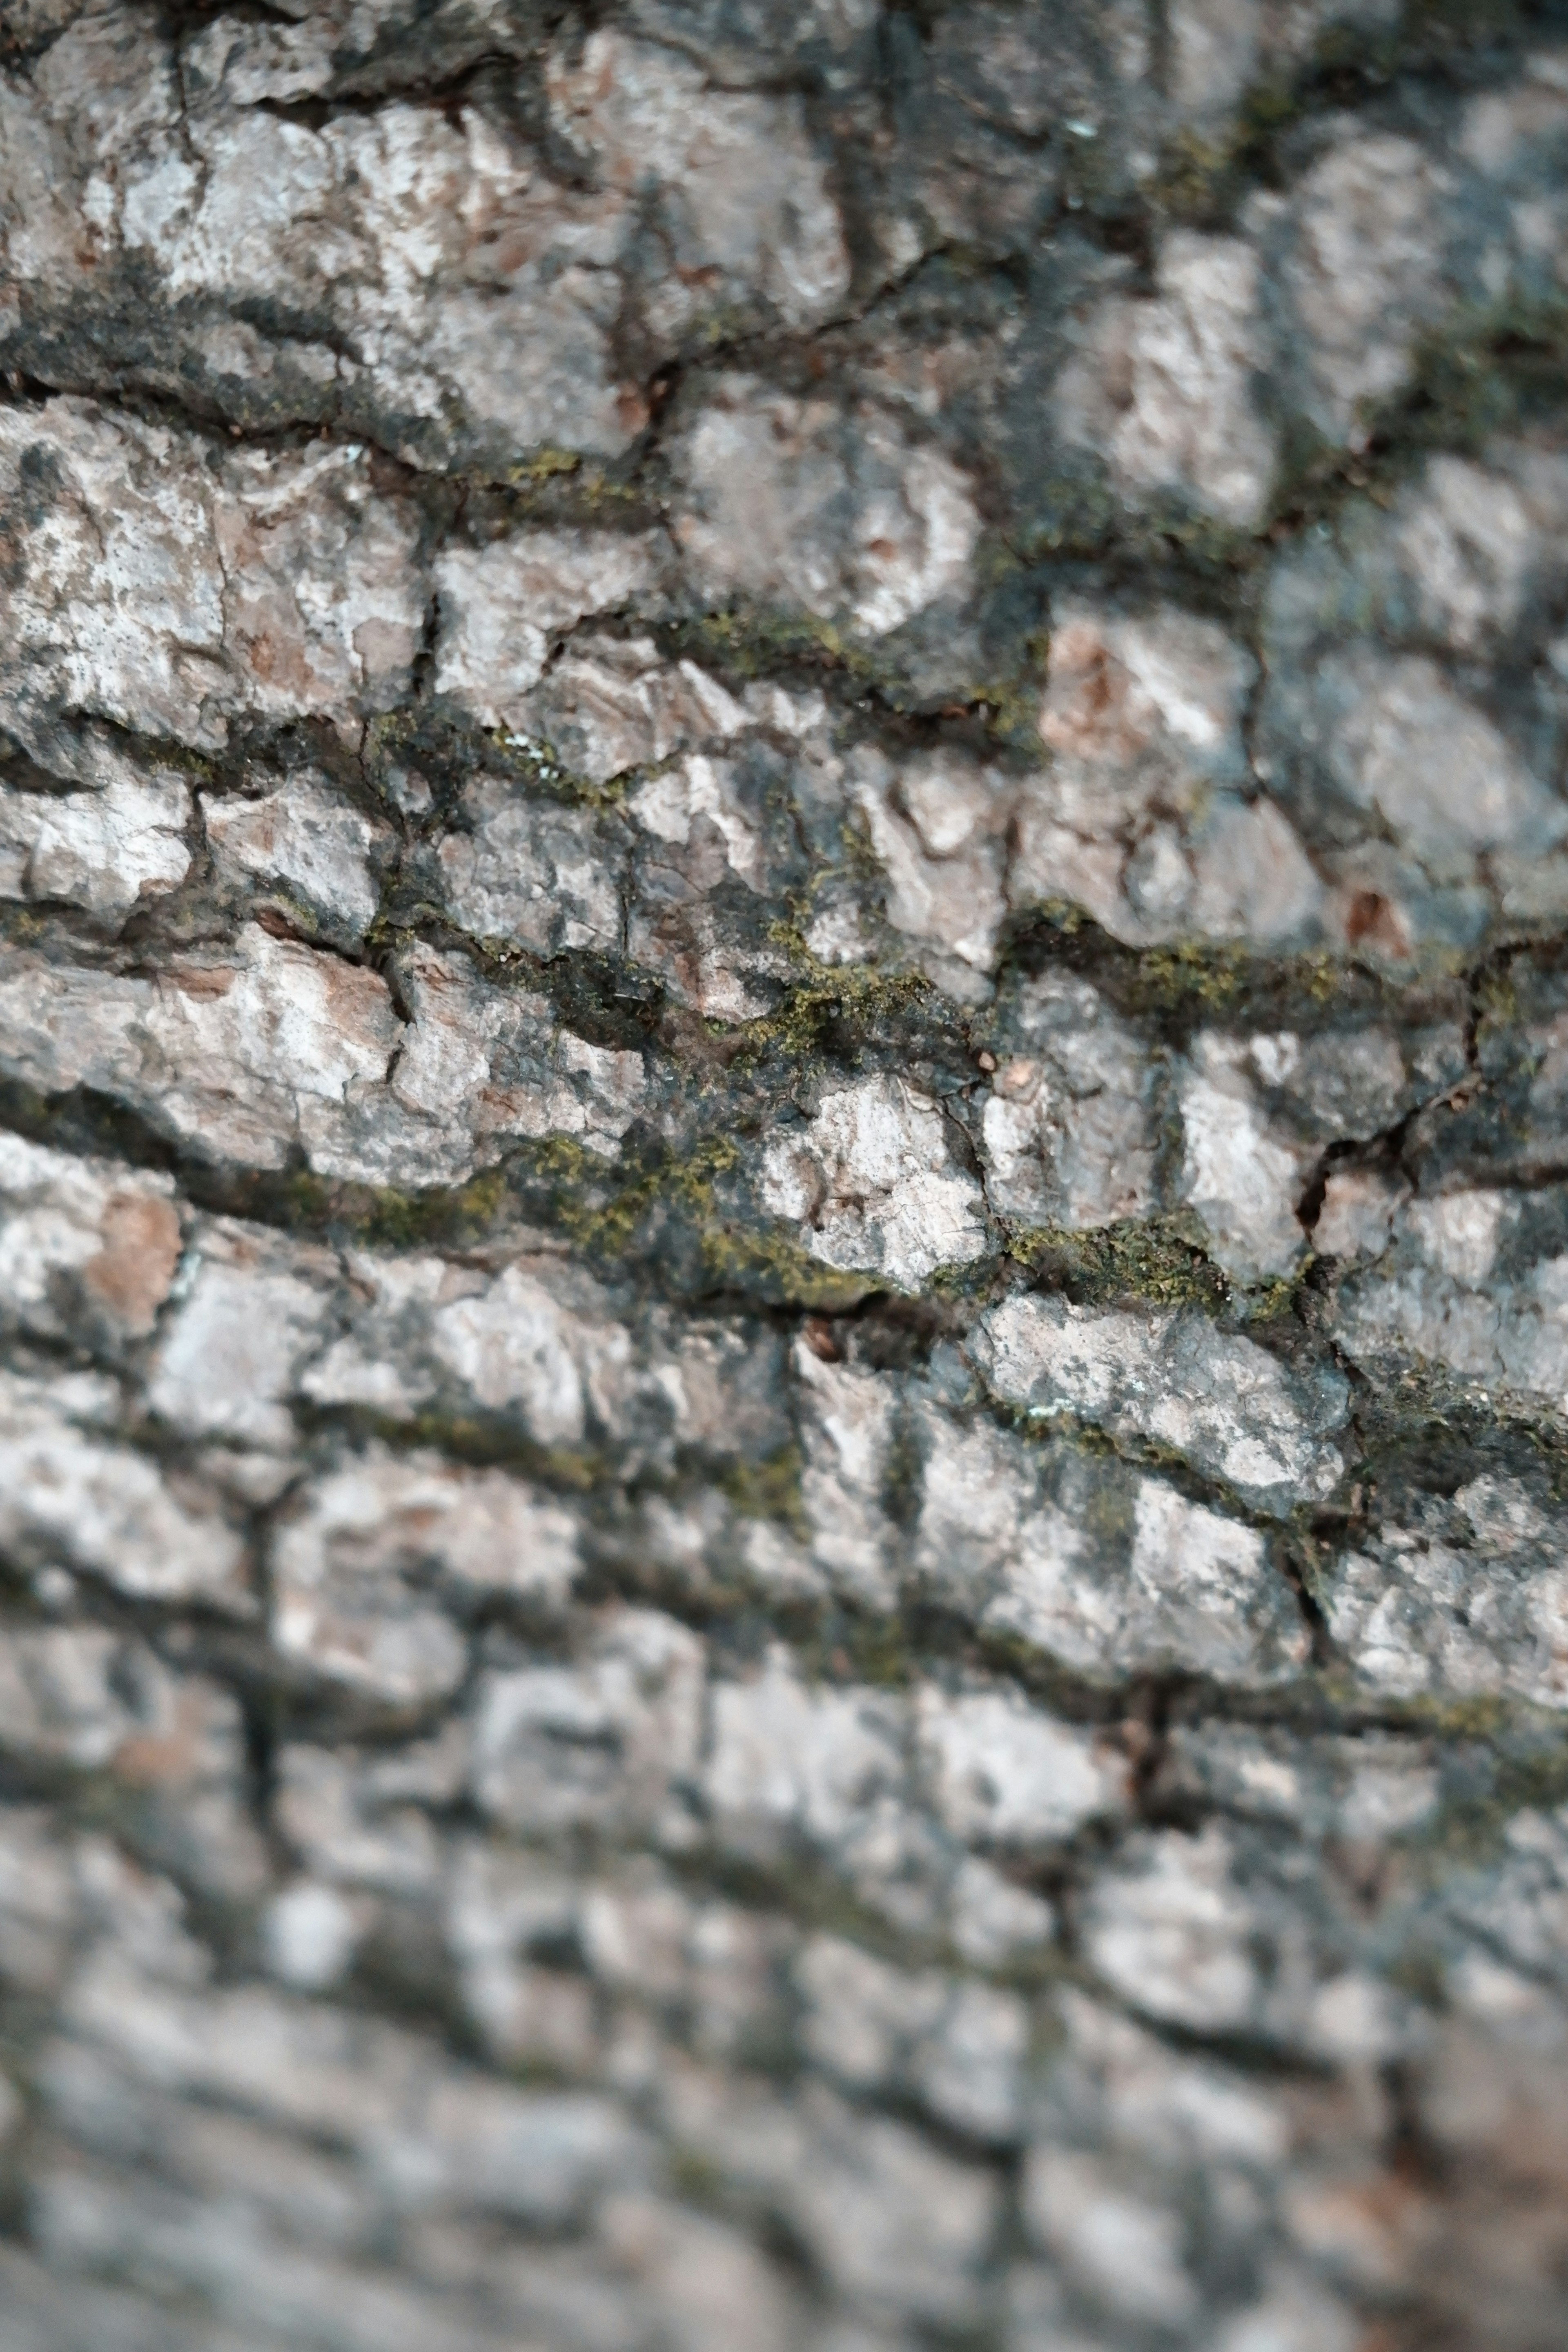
[2,3,1568,2347]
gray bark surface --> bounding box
[2,3,1568,2345]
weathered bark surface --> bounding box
[2,3,1568,2345]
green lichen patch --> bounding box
[1005,1213,1228,1312]
[1267,294,1568,539]
[528,1130,739,1256]
[693,1213,882,1312]
[1339,1354,1568,1502]
[1127,940,1371,1026]
[306,1164,516,1255]
[997,904,1432,1043]
[463,448,653,523]
[666,601,884,689]
[1011,467,1267,598]
[717,1444,809,1541]
[350,1407,606,1494]
[501,446,582,487]
[515,1129,869,1307]
[362,704,626,818]
[726,935,933,1072]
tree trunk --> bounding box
[1,4,1566,2346]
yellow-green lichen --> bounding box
[1271,294,1568,533]
[719,1443,808,1540]
[253,1163,515,1254]
[503,446,582,486]
[726,941,931,1070]
[669,601,888,692]
[351,1165,512,1253]
[695,1216,877,1310]
[1006,1213,1226,1310]
[1238,1267,1312,1325]
[329,1404,606,1492]
[531,1131,741,1259]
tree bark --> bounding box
[1,4,1567,2346]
